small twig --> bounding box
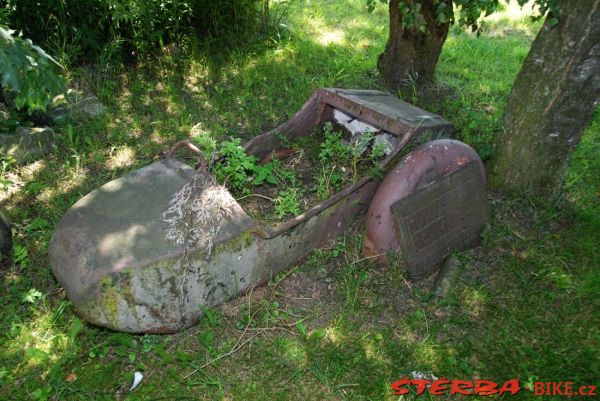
[287,313,320,328]
[285,151,303,169]
[352,252,387,264]
[235,193,274,202]
[222,174,230,188]
[183,286,257,380]
[269,265,299,292]
[401,275,413,292]
[183,329,265,380]
[247,326,296,335]
[273,293,313,302]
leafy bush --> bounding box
[274,188,302,219]
[319,122,351,163]
[191,0,271,38]
[0,26,66,113]
[213,139,259,191]
[252,162,277,185]
[3,0,271,63]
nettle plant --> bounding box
[0,26,66,113]
[195,135,304,219]
[206,137,280,192]
[196,121,387,219]
[212,138,261,192]
[315,122,385,198]
[274,188,302,219]
[318,122,351,162]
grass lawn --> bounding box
[1,1,598,400]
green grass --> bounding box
[1,1,599,400]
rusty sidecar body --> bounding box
[49,88,454,333]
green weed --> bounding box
[274,187,302,219]
[213,138,259,192]
[251,162,278,186]
[318,122,350,164]
[0,1,598,401]
[316,165,344,201]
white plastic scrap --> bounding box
[130,371,143,391]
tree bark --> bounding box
[378,0,452,88]
[488,0,600,197]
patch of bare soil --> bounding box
[218,265,335,331]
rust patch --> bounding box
[49,88,455,333]
[391,162,488,279]
[259,148,296,165]
[363,139,485,264]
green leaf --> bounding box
[153,344,175,363]
[22,288,43,304]
[199,332,214,347]
[69,318,84,342]
[199,306,220,326]
[114,347,127,357]
[31,386,52,401]
[310,328,326,339]
[14,243,29,267]
[253,169,267,184]
[0,26,66,113]
[25,217,50,232]
[175,350,193,362]
[296,322,307,336]
[26,348,50,362]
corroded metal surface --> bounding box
[320,89,454,144]
[48,159,254,332]
[244,88,453,159]
[391,162,489,279]
[49,88,453,333]
[363,139,485,265]
[48,161,376,333]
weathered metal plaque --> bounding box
[391,162,488,279]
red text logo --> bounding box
[390,378,597,397]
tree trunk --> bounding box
[378,0,452,88]
[488,0,600,197]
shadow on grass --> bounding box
[1,1,598,399]
[0,6,391,395]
